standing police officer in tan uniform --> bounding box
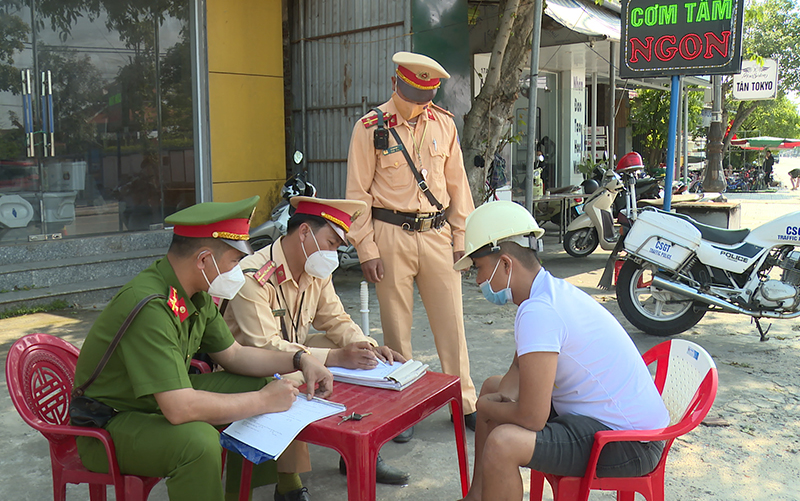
[346,52,478,437]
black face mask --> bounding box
[395,79,437,105]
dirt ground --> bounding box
[2,160,800,500]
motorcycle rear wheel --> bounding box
[617,260,707,336]
[564,228,599,258]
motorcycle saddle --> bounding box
[663,210,750,246]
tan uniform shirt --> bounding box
[346,95,475,262]
[224,237,377,364]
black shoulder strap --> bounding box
[388,127,444,211]
[72,293,166,397]
[218,267,260,316]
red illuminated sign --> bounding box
[620,0,744,78]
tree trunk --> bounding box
[717,79,762,159]
[462,0,536,204]
[723,100,761,153]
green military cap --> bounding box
[165,195,260,254]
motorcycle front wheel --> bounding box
[616,260,707,336]
[564,228,599,257]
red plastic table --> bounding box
[237,371,470,501]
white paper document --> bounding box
[221,397,346,461]
[328,359,428,390]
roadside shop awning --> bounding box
[730,136,800,150]
[541,0,621,47]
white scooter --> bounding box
[563,152,644,258]
[617,207,800,340]
[563,169,624,257]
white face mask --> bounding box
[202,253,246,300]
[302,230,339,279]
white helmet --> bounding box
[454,201,544,271]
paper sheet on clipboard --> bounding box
[220,397,346,464]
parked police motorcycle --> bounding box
[617,207,800,340]
[563,152,644,257]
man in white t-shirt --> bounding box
[454,201,669,501]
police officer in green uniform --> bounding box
[74,196,333,501]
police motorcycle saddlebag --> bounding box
[623,210,701,272]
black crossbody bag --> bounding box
[69,294,165,427]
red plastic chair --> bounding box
[530,339,718,501]
[5,333,162,500]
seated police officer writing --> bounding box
[73,196,333,501]
[454,201,669,501]
[224,197,410,494]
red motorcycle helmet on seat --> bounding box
[616,152,644,173]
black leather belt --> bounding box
[372,207,447,232]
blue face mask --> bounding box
[480,258,513,305]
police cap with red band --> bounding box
[393,51,450,91]
[165,195,260,255]
[290,196,367,242]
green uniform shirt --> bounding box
[74,257,235,413]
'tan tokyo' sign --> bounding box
[620,0,744,78]
[732,59,779,100]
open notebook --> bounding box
[328,359,428,391]
[220,396,346,464]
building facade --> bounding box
[0,0,285,309]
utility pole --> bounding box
[704,75,727,192]
[607,42,615,166]
[525,0,545,213]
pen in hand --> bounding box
[273,373,282,380]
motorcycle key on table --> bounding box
[616,208,800,340]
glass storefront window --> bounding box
[0,0,195,244]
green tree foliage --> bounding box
[0,11,28,93]
[723,0,800,152]
[159,37,193,146]
[32,0,187,46]
[630,88,705,170]
[0,1,192,160]
[743,0,800,93]
[739,92,800,138]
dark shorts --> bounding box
[526,414,664,478]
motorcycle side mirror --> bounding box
[293,151,304,164]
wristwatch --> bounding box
[293,349,306,371]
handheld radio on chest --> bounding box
[371,107,389,150]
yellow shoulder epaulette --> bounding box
[252,261,277,287]
[361,111,397,128]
